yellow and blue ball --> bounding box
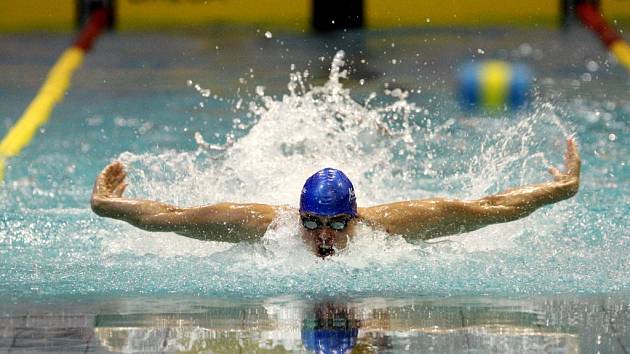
[457,60,532,111]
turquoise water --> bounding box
[1,29,628,299]
[0,27,629,352]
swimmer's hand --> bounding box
[92,161,128,200]
[547,137,580,195]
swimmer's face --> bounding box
[300,213,355,258]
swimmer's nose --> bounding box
[317,227,334,238]
[315,229,333,244]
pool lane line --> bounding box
[0,9,109,183]
[576,2,630,73]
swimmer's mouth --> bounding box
[317,245,335,258]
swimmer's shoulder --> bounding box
[357,206,387,231]
[213,203,294,215]
[259,205,298,232]
[262,204,298,221]
[358,203,434,237]
[272,204,297,214]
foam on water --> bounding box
[1,51,628,298]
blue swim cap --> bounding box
[302,328,358,354]
[300,168,357,217]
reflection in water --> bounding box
[90,297,584,353]
[2,296,626,353]
[301,303,359,354]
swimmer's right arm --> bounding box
[90,161,277,242]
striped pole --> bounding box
[0,9,108,183]
[576,2,630,72]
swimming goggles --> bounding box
[301,215,351,231]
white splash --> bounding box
[107,51,576,288]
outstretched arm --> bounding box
[361,138,580,241]
[90,161,277,242]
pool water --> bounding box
[0,26,629,352]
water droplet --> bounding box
[519,43,533,56]
[264,31,272,38]
[587,60,599,72]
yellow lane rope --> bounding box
[0,8,107,183]
[576,3,630,74]
[610,40,630,72]
[0,47,84,182]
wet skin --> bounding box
[300,215,356,258]
[92,138,580,258]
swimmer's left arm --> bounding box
[362,138,580,241]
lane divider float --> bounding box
[457,60,532,112]
[576,2,630,72]
[0,9,108,183]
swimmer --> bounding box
[91,138,580,258]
